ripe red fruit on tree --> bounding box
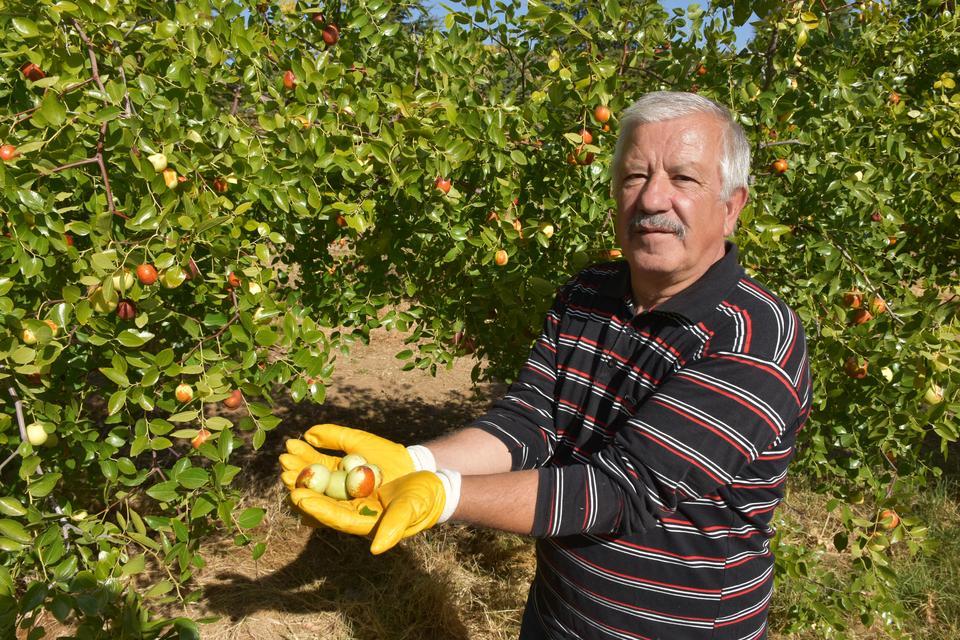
[283,70,296,90]
[579,129,593,145]
[311,12,326,23]
[227,272,241,289]
[844,356,868,379]
[871,212,882,222]
[851,309,873,325]
[434,176,451,194]
[212,177,228,193]
[65,234,74,247]
[869,297,887,315]
[335,214,347,227]
[494,249,508,266]
[772,159,789,174]
[175,383,194,403]
[137,264,158,285]
[843,292,862,309]
[0,145,19,161]
[223,389,243,409]
[878,508,900,530]
[322,24,340,47]
[20,62,45,81]
[116,299,137,321]
[697,64,707,76]
[192,428,211,449]
[594,105,611,123]
[889,91,900,105]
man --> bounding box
[280,91,811,639]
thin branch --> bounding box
[761,27,779,91]
[758,139,806,149]
[180,290,241,364]
[45,156,98,174]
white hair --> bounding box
[610,91,751,201]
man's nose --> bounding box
[638,172,671,213]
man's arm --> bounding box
[422,427,513,475]
[453,469,538,534]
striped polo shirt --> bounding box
[471,244,812,639]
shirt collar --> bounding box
[597,242,744,324]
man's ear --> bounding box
[723,186,749,236]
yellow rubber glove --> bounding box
[290,471,448,554]
[278,423,416,491]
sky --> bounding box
[425,1,756,49]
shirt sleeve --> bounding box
[530,349,808,537]
[468,283,571,470]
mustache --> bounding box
[628,214,686,238]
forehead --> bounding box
[620,114,725,167]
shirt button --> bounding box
[604,356,615,367]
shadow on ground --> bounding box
[202,530,473,640]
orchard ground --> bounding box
[26,325,960,639]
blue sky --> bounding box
[425,1,756,49]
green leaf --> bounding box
[177,468,209,489]
[0,497,27,517]
[145,481,178,503]
[27,473,61,498]
[117,329,155,348]
[235,507,265,529]
[0,519,31,544]
[12,18,39,38]
[39,93,67,127]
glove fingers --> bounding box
[280,469,302,491]
[291,489,381,536]
[284,438,327,463]
[370,500,415,555]
[303,423,357,452]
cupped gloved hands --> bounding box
[290,469,460,554]
[279,424,457,552]
[279,423,423,491]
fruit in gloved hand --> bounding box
[346,464,383,498]
[296,463,332,494]
[339,453,367,472]
[324,470,349,500]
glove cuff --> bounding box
[406,445,437,472]
[435,469,462,524]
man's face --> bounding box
[614,114,746,301]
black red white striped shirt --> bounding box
[471,244,812,639]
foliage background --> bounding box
[1,0,958,637]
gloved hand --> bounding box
[290,470,459,554]
[279,423,422,492]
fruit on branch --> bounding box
[116,299,136,321]
[434,176,451,194]
[223,389,243,409]
[579,129,593,145]
[136,263,158,285]
[0,145,19,162]
[147,153,168,172]
[20,62,45,81]
[322,24,340,47]
[924,383,944,405]
[112,269,135,292]
[843,291,862,309]
[283,69,296,90]
[311,12,326,24]
[26,423,48,446]
[844,356,868,379]
[296,463,332,493]
[851,309,873,325]
[212,177,228,193]
[191,428,211,449]
[539,222,555,238]
[495,249,509,266]
[878,508,900,530]
[43,320,58,336]
[227,272,241,289]
[22,328,38,345]
[162,168,178,189]
[869,297,887,315]
[594,105,611,123]
[889,91,900,105]
[88,286,118,313]
[335,214,347,227]
[697,64,707,76]
[175,383,194,403]
[772,158,789,174]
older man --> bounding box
[281,91,811,639]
